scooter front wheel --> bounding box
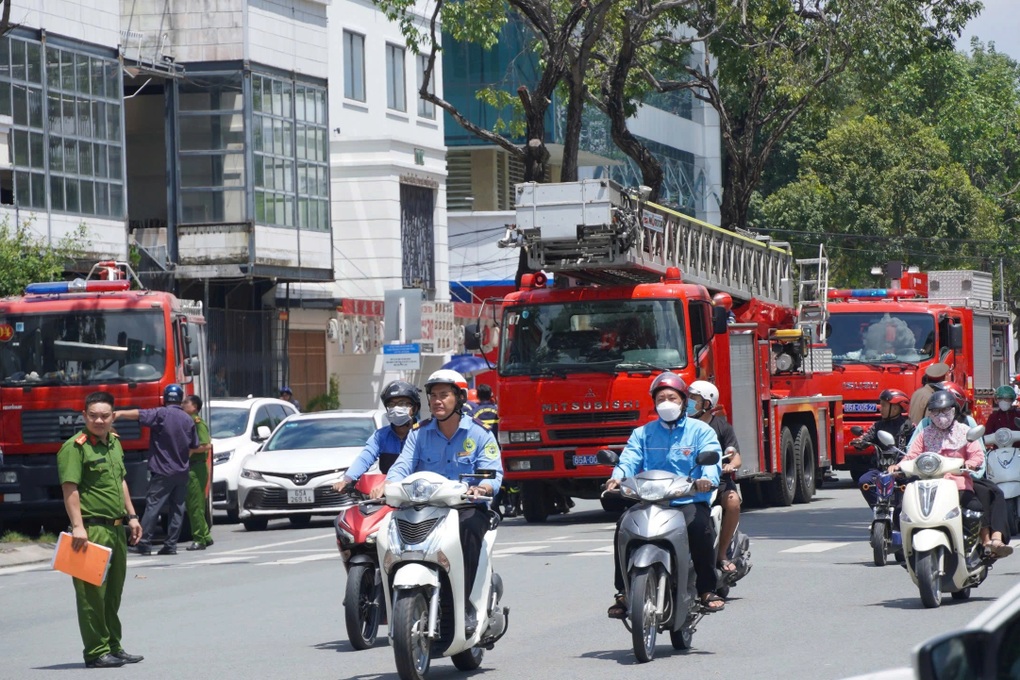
[451,646,484,671]
[629,567,659,663]
[916,548,943,609]
[392,589,432,680]
[344,563,382,650]
[871,522,889,567]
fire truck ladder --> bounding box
[505,180,795,307]
[795,244,830,342]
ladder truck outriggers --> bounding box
[466,179,846,522]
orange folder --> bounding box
[51,532,113,586]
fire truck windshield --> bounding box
[826,312,935,364]
[499,299,686,375]
[0,310,167,386]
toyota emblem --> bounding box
[294,473,308,485]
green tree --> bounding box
[761,115,1000,285]
[0,218,88,297]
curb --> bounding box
[0,543,55,569]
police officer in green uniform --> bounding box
[183,394,214,550]
[58,391,144,669]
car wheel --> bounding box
[243,517,269,531]
[289,515,312,528]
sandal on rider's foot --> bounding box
[607,593,627,619]
[717,559,737,573]
[700,593,725,613]
[989,539,1014,558]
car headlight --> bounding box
[240,469,264,481]
[213,450,234,465]
[0,471,17,484]
[507,431,541,443]
[405,478,441,502]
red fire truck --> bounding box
[0,261,209,530]
[468,180,845,521]
[813,270,1012,481]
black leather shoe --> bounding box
[111,650,143,664]
[128,545,151,556]
[186,542,207,551]
[157,546,177,555]
[84,653,126,668]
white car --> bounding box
[842,579,1020,679]
[210,397,300,521]
[236,409,387,531]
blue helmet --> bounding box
[163,384,184,404]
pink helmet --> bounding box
[649,372,688,399]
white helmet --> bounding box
[688,380,720,409]
[424,369,469,404]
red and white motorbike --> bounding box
[984,426,1020,536]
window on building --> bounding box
[253,74,329,231]
[343,31,365,102]
[400,183,435,290]
[177,73,246,224]
[386,44,406,112]
[416,54,435,119]
[0,36,124,217]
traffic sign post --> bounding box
[383,343,421,371]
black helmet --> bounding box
[927,389,957,413]
[163,384,184,404]
[380,380,421,410]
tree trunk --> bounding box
[560,80,585,183]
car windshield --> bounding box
[265,417,377,451]
[498,299,686,376]
[0,310,167,386]
[827,312,935,364]
[210,407,249,439]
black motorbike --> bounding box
[850,426,905,566]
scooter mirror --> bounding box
[876,430,895,447]
[850,425,865,436]
[696,450,721,466]
[966,425,986,442]
[596,449,619,466]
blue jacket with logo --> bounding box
[387,416,503,492]
[611,416,721,505]
[346,425,408,481]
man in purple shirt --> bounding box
[115,384,199,556]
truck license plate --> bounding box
[287,488,315,504]
[572,454,598,466]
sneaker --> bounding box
[128,545,151,556]
[157,546,177,556]
[111,650,143,664]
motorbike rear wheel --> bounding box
[451,646,485,671]
[344,563,382,650]
[871,523,889,567]
[917,548,943,609]
[951,588,971,601]
[392,589,431,680]
[629,568,659,663]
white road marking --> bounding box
[569,546,615,557]
[218,533,335,555]
[0,563,52,576]
[498,537,608,546]
[257,553,337,566]
[781,542,851,553]
[493,545,548,557]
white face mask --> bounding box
[656,400,684,423]
[386,405,413,426]
[999,400,1013,412]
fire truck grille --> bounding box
[547,426,637,441]
[243,486,346,510]
[20,410,141,444]
[544,411,640,425]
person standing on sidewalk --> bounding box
[58,391,145,668]
[182,394,214,551]
[115,384,198,556]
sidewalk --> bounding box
[0,542,54,569]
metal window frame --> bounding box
[343,31,366,103]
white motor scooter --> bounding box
[984,427,1020,536]
[376,471,509,680]
[880,428,992,608]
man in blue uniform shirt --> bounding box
[605,372,724,616]
[385,369,502,631]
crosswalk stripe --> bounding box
[257,553,338,566]
[493,545,548,557]
[781,542,851,553]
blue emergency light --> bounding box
[25,279,130,294]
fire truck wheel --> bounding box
[521,482,552,523]
[793,426,815,504]
[768,426,797,507]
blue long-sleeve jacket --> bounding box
[612,416,722,505]
[387,416,503,492]
[345,425,407,481]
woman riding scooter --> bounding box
[332,380,422,493]
[606,373,724,616]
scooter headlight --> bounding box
[994,427,1015,448]
[915,453,941,476]
[943,507,960,521]
[900,510,912,524]
[405,479,441,503]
